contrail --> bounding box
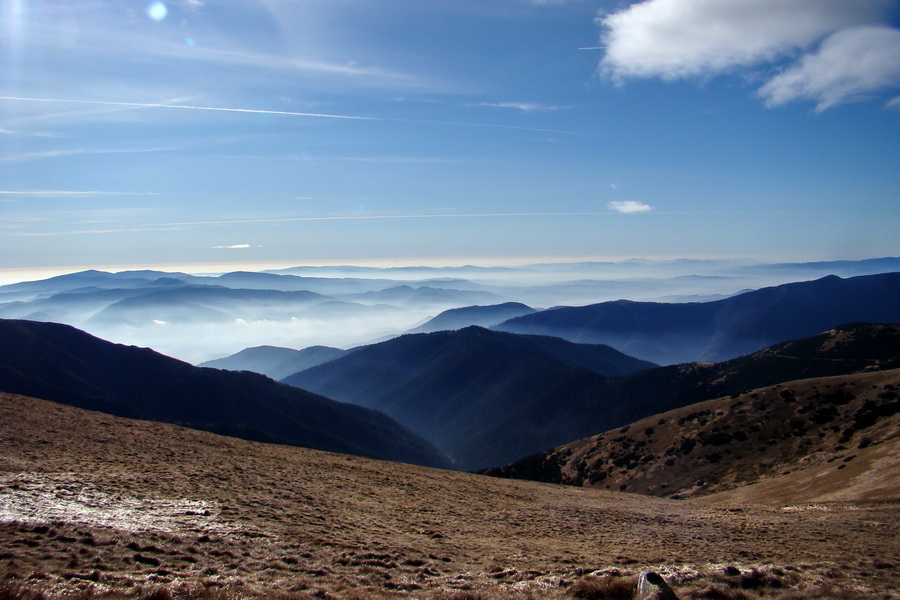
[0,95,596,137]
[0,96,374,121]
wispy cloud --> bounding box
[0,96,374,121]
[608,200,653,214]
[0,126,57,138]
[0,96,592,139]
[597,0,900,110]
[11,211,623,237]
[472,102,573,112]
[212,244,251,249]
[5,2,427,94]
[0,190,158,198]
[0,146,180,163]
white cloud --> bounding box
[212,244,251,249]
[597,0,900,110]
[599,0,889,80]
[608,200,653,214]
[758,26,900,111]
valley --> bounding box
[1,260,899,600]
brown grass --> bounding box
[2,392,898,600]
[566,576,635,600]
[527,369,900,503]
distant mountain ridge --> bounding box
[200,345,347,380]
[0,318,451,469]
[408,302,536,333]
[3,260,899,364]
[494,272,900,364]
[284,326,658,470]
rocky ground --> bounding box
[1,392,898,599]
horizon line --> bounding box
[0,254,893,286]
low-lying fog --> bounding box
[1,258,896,364]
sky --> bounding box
[1,0,899,279]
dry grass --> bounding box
[566,576,635,600]
[521,369,900,503]
[2,393,898,600]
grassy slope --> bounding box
[0,318,451,468]
[2,392,898,599]
[490,369,899,501]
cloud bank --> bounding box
[598,0,900,110]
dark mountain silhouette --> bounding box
[0,319,451,468]
[494,272,900,364]
[483,323,900,495]
[201,345,347,380]
[283,326,657,470]
[408,302,536,334]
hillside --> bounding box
[200,345,347,380]
[0,319,450,468]
[495,272,900,364]
[2,391,898,600]
[283,326,657,470]
[288,323,899,473]
[484,368,900,501]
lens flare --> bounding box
[146,2,168,21]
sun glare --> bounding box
[146,1,168,22]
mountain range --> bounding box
[286,320,900,473]
[2,259,899,364]
[0,318,450,469]
[4,303,899,479]
[495,272,900,364]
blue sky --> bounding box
[1,0,899,277]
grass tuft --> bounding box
[684,586,750,600]
[567,576,636,600]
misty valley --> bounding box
[1,257,899,600]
